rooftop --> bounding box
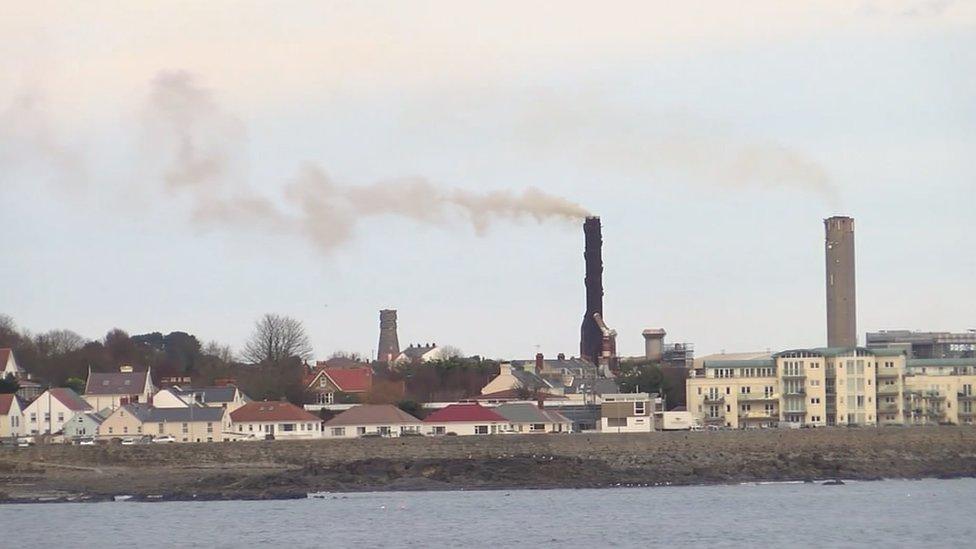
[85,370,150,395]
[423,403,507,423]
[230,401,321,423]
[324,404,422,426]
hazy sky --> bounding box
[2,1,974,361]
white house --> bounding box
[422,403,508,436]
[481,363,554,396]
[494,402,573,434]
[0,393,24,439]
[154,385,249,413]
[600,393,662,433]
[83,365,156,410]
[229,401,323,440]
[1,348,27,379]
[23,387,93,435]
[323,404,423,438]
[393,343,448,366]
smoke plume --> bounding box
[145,71,589,252]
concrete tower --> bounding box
[642,329,666,362]
[825,216,857,348]
[377,309,400,363]
[580,216,604,363]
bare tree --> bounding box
[242,314,313,364]
[203,340,236,363]
[438,345,464,360]
[34,329,87,357]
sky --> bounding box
[1,1,974,361]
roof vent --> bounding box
[120,365,134,373]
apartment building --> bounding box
[687,347,906,428]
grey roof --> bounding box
[512,358,595,373]
[85,370,149,395]
[494,403,570,424]
[121,404,225,423]
[511,369,552,391]
[172,386,240,404]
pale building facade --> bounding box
[0,394,24,439]
[599,393,660,432]
[687,348,907,428]
[22,388,93,435]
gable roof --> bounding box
[510,369,553,391]
[423,403,506,423]
[306,367,373,392]
[230,401,321,423]
[0,393,21,415]
[114,403,226,423]
[494,403,571,424]
[324,404,422,426]
[0,348,25,375]
[171,386,242,404]
[85,370,150,395]
[49,388,93,411]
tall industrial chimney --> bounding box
[580,216,604,363]
[825,216,856,348]
[377,309,400,363]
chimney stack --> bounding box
[535,353,544,374]
[825,216,857,348]
[377,309,400,363]
[642,329,666,362]
[580,216,604,363]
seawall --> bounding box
[2,427,975,502]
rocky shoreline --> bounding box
[2,426,975,504]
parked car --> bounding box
[76,437,96,446]
[121,437,138,445]
[16,437,34,447]
[152,435,176,444]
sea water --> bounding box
[2,478,974,548]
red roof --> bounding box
[49,387,93,411]
[306,366,373,393]
[230,401,321,423]
[0,393,20,415]
[423,403,507,423]
[0,348,11,367]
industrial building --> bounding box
[866,330,976,359]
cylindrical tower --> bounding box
[377,309,400,363]
[825,216,857,348]
[580,216,604,363]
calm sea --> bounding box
[2,478,974,548]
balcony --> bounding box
[876,385,900,396]
[704,416,725,425]
[877,403,899,413]
[957,393,976,400]
[739,412,778,421]
[738,393,779,403]
[876,369,900,379]
[703,396,725,405]
[782,371,806,379]
[925,391,946,400]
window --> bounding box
[740,386,751,394]
[207,422,213,433]
[57,412,64,422]
[108,427,114,434]
[474,425,489,434]
[740,404,751,412]
[44,412,50,421]
[378,426,391,436]
[123,426,128,434]
[606,418,627,427]
[282,424,296,432]
[30,413,36,423]
[634,402,646,415]
[182,423,189,434]
[356,427,366,435]
[811,398,821,404]
[331,427,346,436]
[432,426,446,435]
[530,423,546,432]
[158,422,165,434]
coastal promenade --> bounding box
[2,427,975,502]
